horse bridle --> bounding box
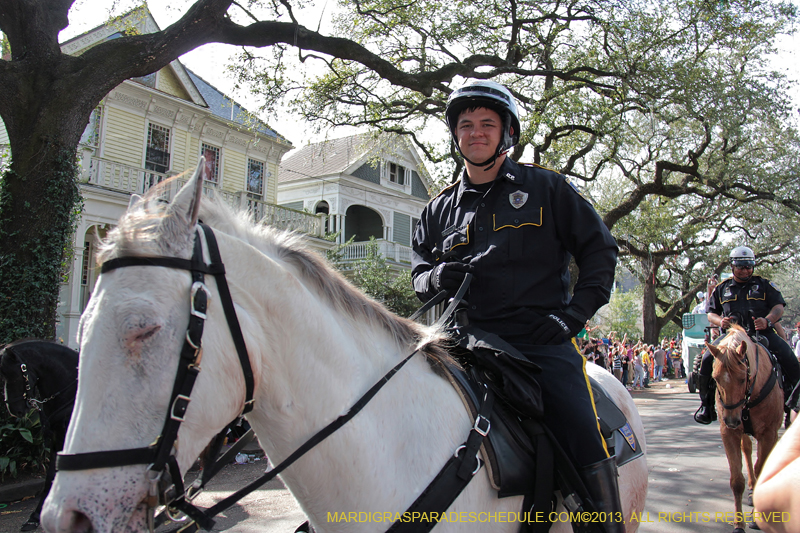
[718,340,777,414]
[56,223,255,529]
[3,354,76,416]
[2,361,35,410]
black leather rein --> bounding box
[56,223,255,527]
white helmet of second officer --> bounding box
[729,246,755,281]
[729,246,755,267]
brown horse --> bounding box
[708,325,783,533]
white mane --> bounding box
[97,178,446,363]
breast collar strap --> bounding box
[55,223,255,506]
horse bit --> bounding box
[56,223,255,532]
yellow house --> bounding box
[0,8,327,347]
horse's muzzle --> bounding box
[724,415,742,430]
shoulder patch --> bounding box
[559,175,591,203]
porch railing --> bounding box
[340,240,413,264]
[81,156,325,237]
[81,156,172,195]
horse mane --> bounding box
[715,325,754,373]
[97,177,452,369]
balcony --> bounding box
[80,156,325,237]
[339,239,413,265]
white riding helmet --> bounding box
[730,246,756,267]
[445,80,521,168]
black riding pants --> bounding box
[501,335,609,468]
[700,329,800,388]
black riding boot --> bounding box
[694,375,716,425]
[578,457,625,533]
[784,378,800,412]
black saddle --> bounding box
[443,325,643,498]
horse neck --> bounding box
[224,242,422,444]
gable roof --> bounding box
[279,134,374,183]
[60,8,206,107]
[59,7,288,144]
[185,69,287,143]
[279,133,433,193]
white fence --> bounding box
[340,240,413,264]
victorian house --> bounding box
[278,133,434,271]
[0,9,326,348]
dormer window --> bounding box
[388,162,406,185]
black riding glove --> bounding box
[430,262,474,294]
[530,311,584,345]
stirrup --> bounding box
[694,405,713,425]
[21,519,40,532]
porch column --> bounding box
[58,222,89,348]
[337,214,347,244]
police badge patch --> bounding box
[509,190,528,209]
[619,423,637,451]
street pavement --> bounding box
[0,374,787,532]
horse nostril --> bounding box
[726,419,741,430]
[66,510,94,533]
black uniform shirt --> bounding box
[709,275,786,326]
[411,158,618,336]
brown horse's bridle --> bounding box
[718,341,777,416]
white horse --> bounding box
[42,163,647,532]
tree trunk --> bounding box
[641,259,659,345]
[0,102,87,343]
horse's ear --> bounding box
[706,342,723,360]
[738,342,748,359]
[128,194,143,210]
[168,158,205,227]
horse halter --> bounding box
[718,346,756,411]
[56,223,255,529]
[3,354,74,416]
[2,361,34,411]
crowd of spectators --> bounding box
[578,329,684,391]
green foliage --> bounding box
[0,148,82,343]
[324,233,356,265]
[348,238,420,317]
[659,320,681,342]
[603,287,643,341]
[0,409,48,480]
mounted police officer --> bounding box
[694,246,800,424]
[411,80,622,532]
